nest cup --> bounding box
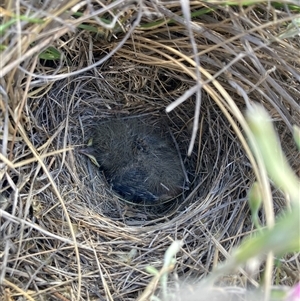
[18,68,276,301]
[17,65,298,297]
[1,1,299,300]
[30,67,263,226]
[3,63,298,300]
[34,75,206,220]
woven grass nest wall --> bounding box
[1,1,300,300]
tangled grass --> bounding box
[0,0,299,300]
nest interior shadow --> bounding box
[79,117,188,205]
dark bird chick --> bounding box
[80,118,185,203]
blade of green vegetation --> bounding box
[39,46,61,60]
[246,104,299,204]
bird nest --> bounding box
[1,1,299,300]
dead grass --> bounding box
[0,1,299,300]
